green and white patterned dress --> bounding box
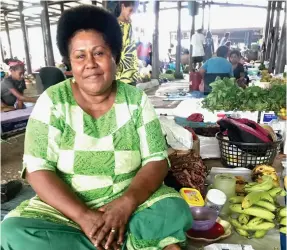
[2,80,192,250]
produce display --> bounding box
[252,165,280,187]
[260,70,272,82]
[228,175,287,238]
[202,78,286,112]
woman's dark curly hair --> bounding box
[56,5,123,64]
[229,49,241,58]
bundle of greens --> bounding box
[202,78,286,112]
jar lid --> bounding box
[206,189,227,206]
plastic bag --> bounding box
[159,117,193,150]
[198,135,220,159]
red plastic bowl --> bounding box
[190,206,218,231]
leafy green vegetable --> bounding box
[202,78,286,112]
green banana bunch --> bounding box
[279,207,286,217]
[235,228,250,237]
[255,200,276,212]
[242,191,273,209]
[238,214,250,225]
[268,187,287,197]
[229,217,243,229]
[230,217,275,232]
[245,176,273,192]
[241,222,275,231]
[247,217,264,227]
[253,230,268,238]
[280,217,287,226]
[229,196,244,204]
[229,204,275,221]
[280,227,287,234]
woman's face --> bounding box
[11,67,25,81]
[230,53,239,64]
[69,30,116,96]
[121,5,134,22]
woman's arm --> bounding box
[26,171,90,223]
[122,159,168,209]
[9,88,38,103]
[22,91,104,246]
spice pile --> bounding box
[168,151,207,194]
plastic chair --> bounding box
[39,67,66,91]
[203,73,230,95]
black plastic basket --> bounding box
[216,132,283,169]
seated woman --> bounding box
[1,6,192,250]
[229,50,248,88]
[199,46,233,93]
[1,59,37,111]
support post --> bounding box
[18,2,32,74]
[262,1,271,62]
[102,1,107,9]
[202,0,205,30]
[60,2,64,13]
[266,1,276,60]
[41,1,55,66]
[208,2,211,31]
[41,17,48,66]
[275,3,286,74]
[4,12,13,58]
[263,1,271,45]
[0,38,5,62]
[269,1,282,73]
[151,1,160,79]
[175,1,181,75]
[189,13,196,72]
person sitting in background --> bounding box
[191,28,205,69]
[1,59,37,111]
[219,32,230,46]
[199,46,233,77]
[199,46,233,94]
[229,50,248,88]
[204,30,214,61]
[1,6,192,250]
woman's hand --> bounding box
[76,209,106,247]
[96,195,137,249]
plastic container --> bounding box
[214,174,236,216]
[180,188,204,207]
[189,71,202,91]
[205,189,227,215]
[190,206,218,231]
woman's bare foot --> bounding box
[164,243,181,250]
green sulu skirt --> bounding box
[1,197,192,250]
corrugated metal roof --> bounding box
[0,1,103,31]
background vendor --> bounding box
[1,59,37,110]
[229,49,248,88]
[199,46,233,94]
